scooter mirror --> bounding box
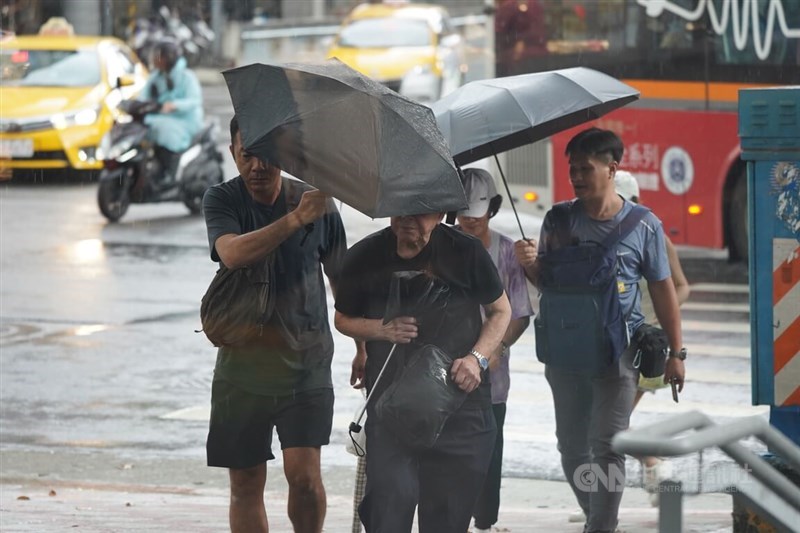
[116,75,136,89]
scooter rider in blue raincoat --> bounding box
[138,38,203,184]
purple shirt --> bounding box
[471,228,534,403]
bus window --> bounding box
[713,0,800,67]
[495,0,800,260]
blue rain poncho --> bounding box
[139,56,203,153]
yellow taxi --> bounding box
[0,35,148,176]
[327,2,466,103]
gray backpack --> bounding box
[534,202,648,374]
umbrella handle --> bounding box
[351,343,397,430]
[493,152,527,241]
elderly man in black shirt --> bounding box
[335,212,511,533]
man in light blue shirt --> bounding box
[514,128,686,533]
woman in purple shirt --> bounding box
[457,168,534,533]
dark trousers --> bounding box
[545,345,639,532]
[359,407,496,533]
[473,402,507,529]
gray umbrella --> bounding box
[223,59,467,218]
[431,67,639,166]
[431,67,639,237]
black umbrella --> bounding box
[431,67,639,238]
[223,59,468,218]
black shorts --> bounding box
[206,380,334,469]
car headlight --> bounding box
[410,64,434,76]
[51,106,100,130]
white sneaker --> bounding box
[643,459,674,507]
[568,508,587,523]
[472,527,491,533]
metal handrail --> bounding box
[613,410,800,527]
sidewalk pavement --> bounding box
[1,450,735,533]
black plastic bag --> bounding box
[383,270,450,344]
[374,344,467,450]
[633,323,669,378]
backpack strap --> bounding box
[549,201,573,249]
[600,204,649,250]
[602,204,649,322]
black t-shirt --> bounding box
[335,224,504,409]
[203,176,347,395]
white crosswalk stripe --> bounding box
[682,301,750,313]
[682,320,750,333]
[690,283,749,293]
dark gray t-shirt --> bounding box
[202,176,347,395]
[538,199,671,335]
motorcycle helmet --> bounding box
[151,38,181,74]
[150,38,181,94]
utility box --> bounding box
[739,87,800,446]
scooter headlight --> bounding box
[105,136,136,161]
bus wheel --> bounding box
[729,173,749,262]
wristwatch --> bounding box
[470,349,490,371]
[668,347,687,361]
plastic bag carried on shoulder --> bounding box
[374,344,466,450]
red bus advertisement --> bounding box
[496,0,800,260]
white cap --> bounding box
[459,168,498,218]
[615,170,640,201]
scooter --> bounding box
[96,99,224,222]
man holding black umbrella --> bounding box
[514,128,685,533]
[202,116,351,533]
[335,210,511,533]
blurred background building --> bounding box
[0,0,489,66]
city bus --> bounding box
[496,0,800,260]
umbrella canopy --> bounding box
[223,59,467,218]
[431,67,639,166]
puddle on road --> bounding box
[2,310,198,347]
[40,240,206,269]
[1,321,114,348]
[0,322,42,341]
[102,242,206,263]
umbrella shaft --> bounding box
[354,343,397,425]
[493,153,527,241]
